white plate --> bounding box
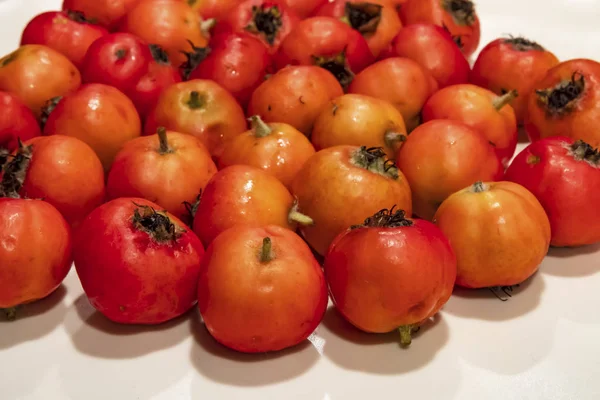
[1,1,600,399]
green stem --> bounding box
[2,307,17,321]
[157,127,172,154]
[260,237,274,263]
[399,325,413,346]
[186,91,205,110]
[249,115,273,138]
[384,131,406,150]
[493,89,519,111]
[288,201,314,226]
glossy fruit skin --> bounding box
[348,57,437,131]
[0,92,41,152]
[107,131,217,222]
[217,121,315,189]
[80,33,153,94]
[187,0,245,20]
[525,59,600,149]
[144,80,247,158]
[470,37,560,124]
[325,215,457,333]
[313,0,403,58]
[397,119,504,221]
[399,0,481,58]
[193,165,297,246]
[422,84,518,167]
[0,198,72,309]
[0,45,81,117]
[273,16,375,82]
[18,136,106,228]
[284,0,327,17]
[188,32,273,109]
[433,181,551,288]
[379,23,469,88]
[128,45,182,120]
[62,0,140,31]
[20,11,109,69]
[214,0,301,54]
[197,225,328,353]
[291,145,413,255]
[311,94,407,159]
[74,198,205,324]
[248,65,344,135]
[119,0,208,66]
[43,83,142,172]
[505,137,600,247]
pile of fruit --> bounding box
[1,0,599,354]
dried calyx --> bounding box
[536,72,585,115]
[442,0,476,26]
[183,191,202,225]
[2,307,18,321]
[132,204,185,243]
[149,44,171,65]
[40,96,62,129]
[441,23,464,49]
[471,181,490,193]
[342,2,383,35]
[249,115,273,138]
[312,51,354,89]
[504,36,545,52]
[245,5,283,46]
[354,207,413,229]
[0,140,32,199]
[66,10,96,24]
[350,146,399,179]
[180,41,211,80]
[0,147,8,169]
[570,140,600,165]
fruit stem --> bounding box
[249,115,273,138]
[260,237,274,263]
[157,127,173,154]
[201,18,217,37]
[493,90,519,111]
[2,307,17,321]
[186,91,206,110]
[399,325,413,346]
[471,181,489,193]
[0,140,32,199]
[384,131,407,150]
[288,200,314,226]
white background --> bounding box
[1,1,600,399]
